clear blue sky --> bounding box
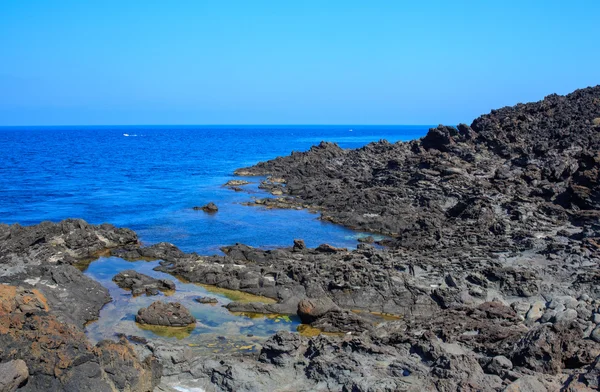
[1,1,598,126]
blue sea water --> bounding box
[0,125,429,344]
[0,125,429,253]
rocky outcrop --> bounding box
[113,270,175,296]
[0,219,138,274]
[223,180,250,187]
[0,284,161,392]
[135,301,196,327]
[195,296,218,304]
[193,202,218,213]
[5,86,600,391]
[235,87,600,253]
[0,220,138,327]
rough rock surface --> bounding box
[0,219,138,327]
[0,284,161,392]
[195,296,218,304]
[0,359,29,392]
[145,86,600,391]
[136,301,196,327]
[113,270,175,296]
[5,87,600,391]
[193,202,219,213]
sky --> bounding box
[0,1,598,126]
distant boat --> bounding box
[349,129,353,132]
[123,133,129,137]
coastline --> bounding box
[1,86,600,390]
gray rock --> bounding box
[0,360,28,392]
[554,309,578,325]
[486,355,513,375]
[297,297,339,323]
[591,326,600,343]
[194,296,218,304]
[136,301,196,327]
[525,301,545,323]
[113,270,175,296]
[503,375,547,392]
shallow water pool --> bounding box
[83,257,301,352]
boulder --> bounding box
[224,180,250,187]
[315,244,346,253]
[193,202,219,213]
[297,297,339,323]
[0,360,28,392]
[292,239,306,251]
[113,270,175,296]
[135,301,196,327]
[195,296,218,304]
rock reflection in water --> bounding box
[83,257,300,350]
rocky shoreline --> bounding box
[2,86,600,391]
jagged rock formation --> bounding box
[3,86,600,391]
[0,219,138,327]
[193,202,219,213]
[0,284,161,391]
[236,87,600,251]
[0,220,161,391]
[113,270,175,296]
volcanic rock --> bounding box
[135,301,196,327]
[195,296,218,304]
[0,359,28,392]
[0,284,161,392]
[194,202,218,213]
[113,270,175,296]
[224,180,250,187]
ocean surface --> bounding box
[0,125,429,345]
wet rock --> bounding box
[113,270,175,296]
[223,180,250,187]
[357,235,375,243]
[136,301,196,327]
[194,202,218,213]
[297,297,339,323]
[0,359,28,392]
[194,296,218,304]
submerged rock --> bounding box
[136,301,196,327]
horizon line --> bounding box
[0,123,441,128]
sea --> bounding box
[0,125,429,352]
